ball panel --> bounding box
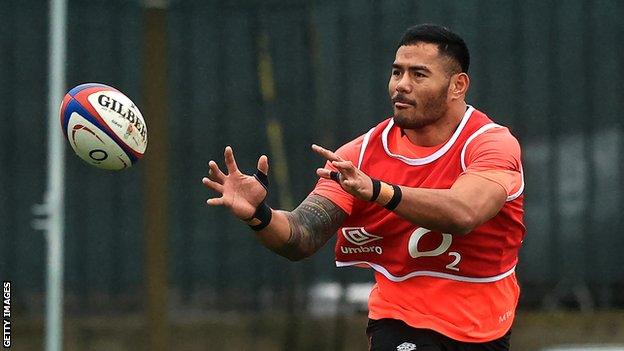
[68,83,118,97]
[67,112,132,171]
[62,98,137,164]
[72,87,118,137]
[59,93,73,138]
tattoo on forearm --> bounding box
[280,195,346,260]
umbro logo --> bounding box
[341,227,382,246]
[396,342,417,351]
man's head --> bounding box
[389,24,470,130]
[397,24,470,75]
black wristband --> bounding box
[248,168,272,231]
[370,178,381,202]
[383,185,402,211]
[249,201,273,231]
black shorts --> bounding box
[366,318,511,351]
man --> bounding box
[202,24,524,351]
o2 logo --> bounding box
[408,228,461,271]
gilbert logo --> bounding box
[340,227,383,255]
[341,227,382,245]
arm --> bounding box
[391,173,506,234]
[259,194,346,261]
[311,144,507,235]
[202,146,346,261]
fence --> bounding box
[1,0,623,342]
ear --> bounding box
[448,73,469,100]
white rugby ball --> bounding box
[60,83,148,170]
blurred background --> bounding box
[1,0,624,350]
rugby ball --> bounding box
[60,83,147,170]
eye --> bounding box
[392,69,401,77]
[414,72,427,78]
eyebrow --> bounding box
[392,63,432,73]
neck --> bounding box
[402,102,467,147]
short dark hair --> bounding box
[397,24,470,74]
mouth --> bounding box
[394,101,413,109]
[391,95,416,109]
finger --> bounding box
[224,146,239,174]
[207,160,226,183]
[206,197,226,206]
[202,177,224,193]
[257,155,269,175]
[331,160,357,175]
[316,168,332,179]
[312,144,343,162]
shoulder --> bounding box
[468,109,520,150]
[469,126,521,153]
[464,125,522,171]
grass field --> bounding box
[11,311,624,350]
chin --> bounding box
[393,118,413,130]
[393,113,434,130]
[393,113,415,128]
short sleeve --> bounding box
[310,136,363,215]
[462,127,523,197]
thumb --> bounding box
[257,155,269,175]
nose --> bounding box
[395,73,412,94]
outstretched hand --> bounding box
[202,146,269,221]
[312,144,373,201]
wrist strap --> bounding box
[372,180,402,211]
[383,184,402,211]
[370,178,381,202]
[248,201,272,231]
[247,169,273,231]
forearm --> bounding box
[380,173,506,235]
[393,187,479,235]
[253,194,346,261]
[251,210,292,254]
